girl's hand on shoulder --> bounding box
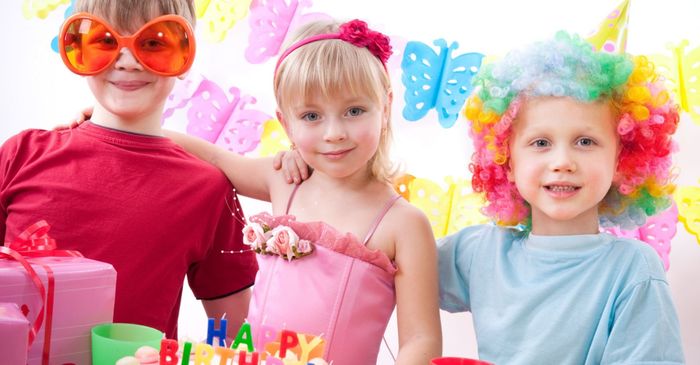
[273,148,312,184]
[55,106,93,130]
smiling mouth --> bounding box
[323,148,353,157]
[544,185,581,192]
[110,81,150,91]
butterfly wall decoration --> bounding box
[163,76,272,155]
[604,202,679,271]
[649,40,700,125]
[245,0,330,64]
[256,119,292,157]
[22,0,69,19]
[187,81,271,155]
[395,175,488,239]
[401,39,484,128]
[675,184,700,245]
[195,0,253,42]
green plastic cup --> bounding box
[91,323,163,365]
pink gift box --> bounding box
[0,302,30,365]
[0,255,116,365]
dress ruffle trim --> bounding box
[250,212,397,274]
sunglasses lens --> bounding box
[61,17,118,74]
[134,20,192,75]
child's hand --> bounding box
[55,106,93,130]
[273,149,311,184]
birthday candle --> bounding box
[215,346,236,363]
[258,325,277,352]
[160,339,179,365]
[194,343,214,365]
[232,322,255,353]
[181,342,193,365]
[207,317,228,347]
[237,350,260,365]
[278,330,299,359]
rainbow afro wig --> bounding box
[464,31,680,230]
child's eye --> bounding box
[346,107,365,117]
[301,112,320,122]
[89,34,118,50]
[531,139,550,148]
[139,38,168,51]
[576,137,596,147]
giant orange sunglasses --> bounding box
[59,12,196,76]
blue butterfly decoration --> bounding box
[50,0,76,53]
[401,39,484,128]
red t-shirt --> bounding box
[0,122,258,338]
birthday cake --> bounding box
[116,322,330,365]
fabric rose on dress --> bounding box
[266,226,299,261]
[246,222,314,260]
[265,241,279,254]
[242,222,267,250]
[296,239,313,254]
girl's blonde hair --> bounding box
[274,20,397,183]
[75,0,196,31]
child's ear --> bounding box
[176,71,189,80]
[276,110,292,139]
[506,158,515,182]
[383,89,393,127]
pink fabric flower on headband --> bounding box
[338,19,393,64]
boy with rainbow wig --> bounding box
[438,31,684,364]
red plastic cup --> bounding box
[431,357,493,365]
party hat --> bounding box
[585,0,630,53]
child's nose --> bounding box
[324,119,347,142]
[550,148,577,173]
[113,48,144,72]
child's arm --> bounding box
[602,270,684,363]
[164,130,274,201]
[393,206,442,364]
[201,289,252,344]
[58,107,311,195]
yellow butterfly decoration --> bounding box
[256,119,292,157]
[195,0,252,42]
[394,175,489,239]
[648,40,700,125]
[22,0,69,19]
[585,0,630,54]
[674,183,700,244]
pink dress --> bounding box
[246,186,400,365]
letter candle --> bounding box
[156,319,328,365]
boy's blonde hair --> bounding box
[75,0,195,31]
[274,20,396,183]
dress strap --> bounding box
[285,184,302,215]
[362,195,401,246]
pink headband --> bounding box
[274,19,393,76]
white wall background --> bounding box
[1,0,698,363]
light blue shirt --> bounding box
[439,224,685,365]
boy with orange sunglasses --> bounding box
[0,0,257,339]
